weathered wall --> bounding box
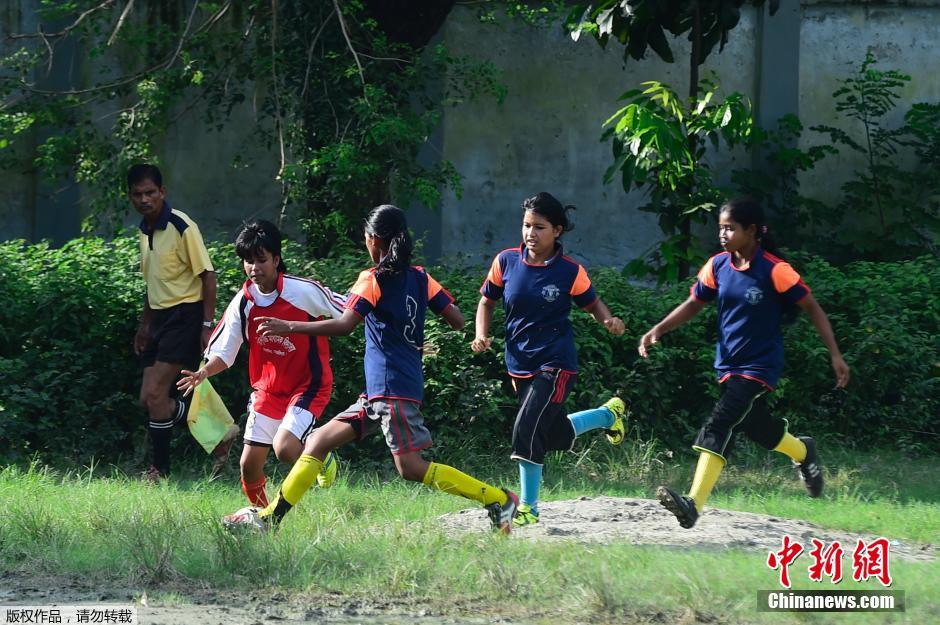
[0,0,283,245]
[3,0,939,266]
[798,0,940,205]
[1,0,42,242]
[433,6,759,267]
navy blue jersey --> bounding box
[346,266,454,402]
[481,243,598,377]
[692,249,810,389]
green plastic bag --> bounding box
[187,378,236,454]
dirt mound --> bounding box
[439,496,937,562]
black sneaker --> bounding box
[486,489,519,535]
[656,486,699,529]
[795,436,823,497]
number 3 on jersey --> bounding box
[404,295,418,347]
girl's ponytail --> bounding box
[366,204,413,276]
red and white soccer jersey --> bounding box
[205,272,346,419]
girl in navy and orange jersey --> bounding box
[639,198,850,529]
[221,205,520,533]
[473,192,627,526]
[177,221,341,506]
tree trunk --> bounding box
[679,2,703,279]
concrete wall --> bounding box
[3,0,939,265]
[434,6,759,267]
[798,0,940,205]
[0,0,283,245]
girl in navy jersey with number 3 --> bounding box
[474,192,627,527]
[640,198,850,529]
[222,205,520,533]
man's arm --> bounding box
[199,270,217,350]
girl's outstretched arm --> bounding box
[471,296,497,352]
[177,355,228,397]
[440,303,465,330]
[256,309,362,337]
[797,293,850,387]
[586,298,625,335]
[638,296,706,358]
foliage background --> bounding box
[1,236,936,466]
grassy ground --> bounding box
[0,440,937,624]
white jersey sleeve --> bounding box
[281,275,347,319]
[204,291,249,367]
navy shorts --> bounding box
[140,301,203,369]
[509,369,578,465]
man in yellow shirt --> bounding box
[129,164,222,480]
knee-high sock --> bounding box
[148,419,174,474]
[689,450,726,512]
[422,462,507,508]
[171,398,188,426]
[242,475,268,507]
[773,433,807,463]
[518,460,542,512]
[567,406,615,436]
[262,454,322,523]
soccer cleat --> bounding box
[210,424,241,479]
[317,451,338,488]
[142,465,164,484]
[512,503,540,527]
[221,506,270,533]
[487,489,519,535]
[656,485,699,529]
[603,397,627,445]
[794,436,823,498]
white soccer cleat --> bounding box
[221,506,269,533]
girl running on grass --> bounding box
[472,191,627,526]
[221,205,519,533]
[178,221,340,506]
[639,198,850,529]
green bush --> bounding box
[0,237,937,465]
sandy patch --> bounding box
[438,496,938,562]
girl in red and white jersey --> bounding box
[178,221,344,506]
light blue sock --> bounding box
[518,460,542,512]
[568,406,616,437]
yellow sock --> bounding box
[262,454,323,520]
[422,462,506,507]
[774,433,807,463]
[688,450,726,512]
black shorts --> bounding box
[510,369,578,465]
[140,301,203,369]
[693,375,788,460]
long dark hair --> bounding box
[522,191,575,234]
[235,220,287,273]
[365,204,412,276]
[719,197,783,258]
[720,197,799,323]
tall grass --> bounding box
[0,441,937,624]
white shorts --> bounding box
[243,396,316,446]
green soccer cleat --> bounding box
[317,451,338,488]
[602,397,627,445]
[513,503,540,527]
